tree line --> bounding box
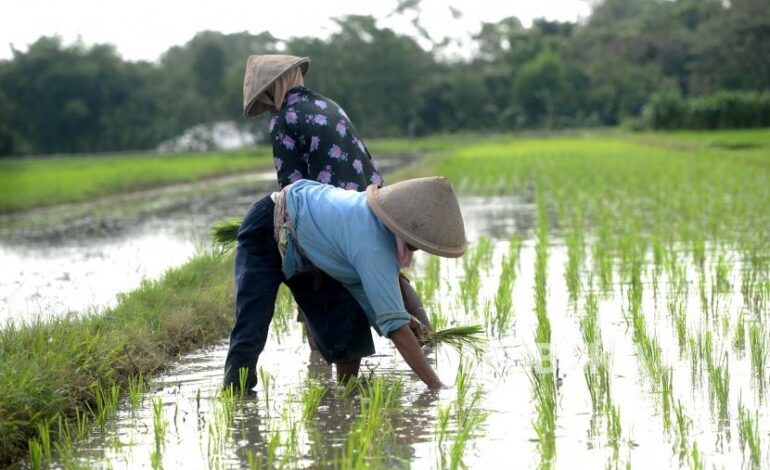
[0,0,768,157]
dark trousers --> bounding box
[223,196,374,390]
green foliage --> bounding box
[2,3,769,156]
[644,91,770,130]
[513,49,572,127]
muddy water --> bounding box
[46,192,768,469]
[0,157,410,325]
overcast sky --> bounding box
[1,0,592,62]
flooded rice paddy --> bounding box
[7,136,770,469]
[42,195,770,469]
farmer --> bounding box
[232,176,466,390]
[224,55,431,390]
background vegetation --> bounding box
[1,0,768,157]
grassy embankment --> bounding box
[0,253,234,466]
[0,149,271,214]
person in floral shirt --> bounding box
[270,86,383,191]
[224,55,428,392]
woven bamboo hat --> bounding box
[366,177,467,258]
[242,54,310,118]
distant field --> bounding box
[2,129,768,214]
[0,150,271,213]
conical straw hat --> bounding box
[242,54,310,118]
[366,177,467,258]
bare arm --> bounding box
[390,325,443,389]
[399,274,433,331]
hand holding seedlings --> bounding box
[408,315,429,342]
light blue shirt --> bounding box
[282,179,410,337]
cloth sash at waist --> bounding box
[273,182,308,262]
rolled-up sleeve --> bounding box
[349,249,410,337]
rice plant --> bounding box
[259,367,273,410]
[338,377,403,470]
[491,256,515,335]
[210,217,242,252]
[749,322,767,388]
[301,378,327,423]
[733,311,747,353]
[151,397,167,469]
[423,325,487,356]
[738,400,761,467]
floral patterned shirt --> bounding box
[269,86,383,191]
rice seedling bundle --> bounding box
[211,218,242,250]
[423,325,486,356]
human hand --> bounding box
[408,315,428,341]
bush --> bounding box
[643,91,770,130]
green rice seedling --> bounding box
[128,373,145,412]
[435,405,451,448]
[447,399,488,470]
[692,238,706,271]
[698,271,710,318]
[210,217,242,252]
[339,377,403,470]
[579,290,600,349]
[271,287,294,342]
[152,397,167,452]
[429,303,449,332]
[690,441,704,470]
[508,234,523,262]
[707,353,730,422]
[459,265,481,313]
[259,367,273,409]
[738,400,761,467]
[527,357,557,463]
[278,399,301,467]
[237,367,249,399]
[91,382,120,432]
[748,322,767,388]
[492,256,515,336]
[592,238,614,294]
[564,214,585,300]
[423,325,487,356]
[151,397,167,470]
[714,254,732,294]
[673,310,688,357]
[583,359,611,415]
[607,404,622,452]
[673,400,692,460]
[660,368,674,431]
[265,422,282,468]
[415,255,441,302]
[475,236,493,268]
[733,312,747,353]
[301,379,327,423]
